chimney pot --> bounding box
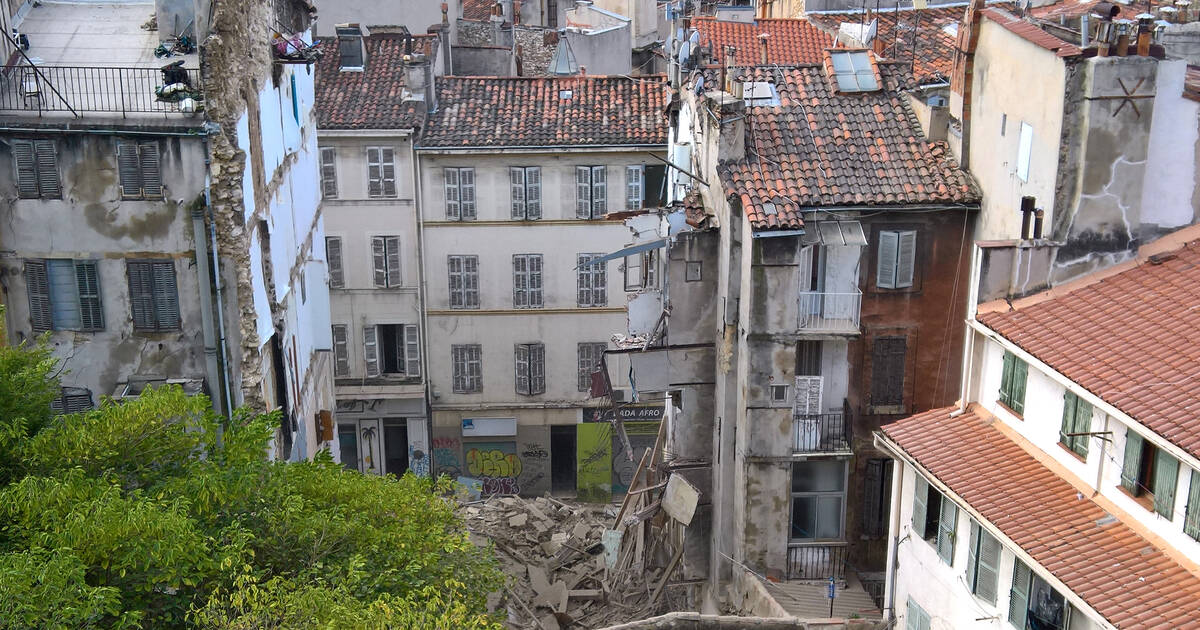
[758,33,769,65]
[1114,19,1133,56]
[1020,196,1035,240]
[1033,209,1045,239]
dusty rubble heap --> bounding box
[464,495,678,630]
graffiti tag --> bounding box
[521,446,549,459]
[480,476,520,495]
[466,448,524,478]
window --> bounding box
[1009,561,1072,630]
[967,520,1001,604]
[326,236,344,288]
[127,260,179,331]
[510,167,542,220]
[876,229,916,289]
[829,50,879,92]
[336,26,364,69]
[575,166,607,219]
[626,165,644,210]
[363,324,421,378]
[912,475,957,564]
[1185,470,1200,541]
[116,141,162,199]
[515,342,546,396]
[862,458,893,538]
[371,236,402,288]
[1016,122,1033,182]
[445,167,476,220]
[1120,431,1179,518]
[512,254,544,309]
[998,350,1028,415]
[13,139,61,199]
[50,387,94,414]
[576,254,607,307]
[797,340,822,376]
[685,260,702,282]
[320,147,338,198]
[1058,391,1091,458]
[366,147,397,198]
[448,255,480,309]
[790,460,845,540]
[452,344,482,393]
[578,342,606,391]
[25,259,103,332]
[905,598,931,630]
[770,384,790,403]
[332,324,350,377]
[623,249,660,292]
[870,336,906,409]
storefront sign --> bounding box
[582,405,663,423]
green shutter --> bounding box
[937,497,957,565]
[1008,560,1031,629]
[1184,470,1200,541]
[999,351,1014,407]
[1073,398,1092,457]
[1058,392,1077,447]
[1010,359,1027,414]
[1121,432,1145,493]
[1153,450,1179,519]
[912,475,929,540]
[967,521,980,591]
[977,527,1001,604]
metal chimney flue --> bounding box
[759,33,769,65]
[1033,209,1045,239]
[1020,196,1036,240]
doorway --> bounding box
[383,421,409,476]
[550,425,576,496]
[337,418,409,476]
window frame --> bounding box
[577,342,606,392]
[320,147,338,199]
[876,229,917,289]
[576,253,608,307]
[998,350,1028,416]
[444,167,476,220]
[512,253,544,309]
[126,259,180,332]
[789,459,847,541]
[365,146,397,198]
[448,254,480,309]
[830,50,879,92]
[912,474,957,565]
[116,140,162,200]
[25,258,104,333]
[510,166,542,220]
[514,342,546,396]
[452,344,483,393]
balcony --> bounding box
[797,290,862,335]
[786,541,847,581]
[793,411,851,453]
[0,65,202,117]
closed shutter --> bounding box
[1000,351,1014,405]
[1008,560,1031,629]
[448,256,463,308]
[469,346,482,392]
[592,258,607,306]
[118,141,143,198]
[895,230,916,288]
[1154,450,1179,518]
[331,324,349,377]
[363,325,380,377]
[623,253,642,291]
[531,343,545,394]
[577,255,592,306]
[1010,359,1027,414]
[367,148,383,197]
[139,143,161,198]
[47,260,81,330]
[513,255,528,308]
[25,260,52,332]
[127,262,156,330]
[1058,391,1077,448]
[936,496,957,564]
[626,165,643,210]
[1185,470,1200,540]
[529,254,543,308]
[591,166,607,217]
[452,346,465,392]
[34,140,60,198]
[444,168,460,220]
[384,236,401,287]
[380,148,396,197]
[74,261,103,331]
[876,230,898,288]
[371,237,387,287]
[793,375,823,415]
[320,147,338,199]
[1121,431,1145,493]
[14,140,39,198]
[151,261,180,329]
[404,324,421,378]
[326,237,344,288]
[1072,398,1091,456]
[976,525,1001,604]
[870,337,907,407]
[526,167,541,219]
[511,167,526,219]
[463,255,479,308]
[459,168,475,219]
[515,343,530,395]
[912,475,929,540]
[576,166,591,218]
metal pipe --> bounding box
[202,135,235,423]
[1033,208,1045,239]
[192,189,224,420]
[1019,196,1035,240]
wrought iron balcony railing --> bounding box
[793,411,851,453]
[0,65,202,116]
[786,541,848,582]
[797,290,862,334]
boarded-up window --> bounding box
[326,236,344,288]
[366,147,397,198]
[320,147,338,198]
[371,236,402,288]
[967,520,1001,604]
[514,342,546,396]
[448,255,480,309]
[13,139,61,199]
[576,253,607,307]
[127,259,180,331]
[444,167,475,219]
[332,324,350,376]
[876,229,916,289]
[870,336,906,408]
[577,342,606,392]
[452,344,482,393]
[25,259,103,332]
[117,141,162,198]
[576,166,607,219]
[510,166,541,220]
[513,254,543,308]
[998,350,1028,415]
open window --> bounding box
[363,324,420,379]
[912,475,957,565]
[1009,561,1072,630]
[1120,430,1179,518]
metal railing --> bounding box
[0,65,202,116]
[793,411,851,453]
[786,541,848,582]
[797,290,862,333]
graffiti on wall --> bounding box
[432,435,463,479]
[466,442,522,495]
[516,426,552,497]
[611,423,659,495]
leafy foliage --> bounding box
[0,343,503,629]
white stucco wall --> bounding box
[1140,59,1199,231]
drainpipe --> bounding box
[411,135,435,478]
[202,135,235,425]
[192,187,224,419]
[884,454,906,621]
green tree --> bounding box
[0,344,502,629]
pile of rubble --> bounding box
[464,495,679,629]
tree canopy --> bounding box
[0,338,503,629]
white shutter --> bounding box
[797,245,814,291]
[576,166,591,218]
[404,324,421,377]
[380,147,396,197]
[896,230,917,288]
[526,167,541,219]
[511,167,526,219]
[515,344,530,395]
[577,255,591,306]
[371,237,387,287]
[363,325,380,377]
[320,147,338,198]
[367,148,383,197]
[444,168,460,220]
[513,255,528,308]
[452,346,465,392]
[592,166,607,217]
[623,253,642,291]
[529,255,543,308]
[876,230,899,289]
[531,343,546,394]
[332,324,349,376]
[326,237,344,288]
[793,375,823,415]
[464,255,479,308]
[460,168,476,220]
[626,165,643,210]
[385,236,402,287]
[448,256,463,308]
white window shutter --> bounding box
[381,147,396,197]
[320,147,338,199]
[623,253,642,292]
[896,230,917,288]
[332,324,350,376]
[529,255,543,308]
[366,147,382,197]
[515,344,530,395]
[404,324,421,377]
[460,168,476,219]
[363,325,380,377]
[385,236,401,287]
[793,375,823,415]
[511,167,526,219]
[14,140,38,198]
[592,166,607,217]
[526,167,541,219]
[326,237,344,288]
[531,343,545,394]
[138,142,161,198]
[371,237,387,288]
[576,166,591,218]
[626,165,643,210]
[513,255,527,308]
[577,255,591,306]
[448,256,463,308]
[464,255,479,308]
[444,168,460,220]
[876,230,899,289]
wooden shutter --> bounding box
[47,260,81,330]
[511,167,526,219]
[332,324,349,376]
[75,261,103,331]
[127,261,156,330]
[626,165,643,210]
[320,147,338,199]
[1059,392,1077,448]
[591,166,607,217]
[444,168,460,220]
[380,148,396,197]
[999,351,1014,405]
[515,343,530,395]
[404,324,421,377]
[367,148,383,197]
[25,260,52,332]
[911,475,929,540]
[895,230,916,288]
[34,140,60,198]
[151,261,180,329]
[1154,450,1179,518]
[593,257,606,306]
[513,255,528,308]
[459,168,476,219]
[1185,470,1200,540]
[363,325,380,377]
[1072,398,1091,456]
[870,337,906,407]
[529,255,543,308]
[452,346,465,392]
[1008,561,1031,628]
[371,237,387,287]
[576,166,591,218]
[531,343,545,394]
[464,255,479,308]
[14,140,39,198]
[1121,431,1145,493]
[448,256,463,308]
[326,237,344,288]
[526,167,541,219]
[793,375,823,415]
[876,230,898,288]
[936,496,957,564]
[118,141,143,198]
[976,525,1001,604]
[1010,359,1027,414]
[384,236,401,287]
[577,255,591,306]
[138,143,161,198]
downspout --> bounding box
[192,182,223,418]
[202,135,235,424]
[884,453,906,621]
[958,244,984,411]
[412,133,435,478]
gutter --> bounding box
[415,143,668,153]
[410,133,435,479]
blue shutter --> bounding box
[47,259,81,330]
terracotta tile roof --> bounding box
[981,7,1084,57]
[882,406,1200,629]
[978,238,1200,460]
[692,17,833,65]
[463,0,497,21]
[720,63,979,230]
[314,34,437,130]
[1029,0,1112,20]
[419,75,668,149]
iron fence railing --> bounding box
[0,65,202,116]
[786,541,848,582]
[793,411,852,453]
[798,290,862,333]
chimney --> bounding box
[1033,209,1045,239]
[723,45,736,92]
[714,93,746,162]
[951,0,986,169]
[1096,18,1114,55]
[514,0,522,24]
[1136,13,1154,55]
[759,33,769,65]
[1020,196,1035,239]
[1114,19,1132,56]
[579,65,587,75]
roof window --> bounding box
[742,81,779,106]
[829,50,878,92]
[559,89,574,100]
[336,24,366,70]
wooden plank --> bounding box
[612,446,653,528]
[649,543,686,605]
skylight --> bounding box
[829,50,878,93]
[742,81,779,106]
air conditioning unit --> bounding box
[611,388,632,403]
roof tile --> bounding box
[314,34,437,130]
[693,17,832,65]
